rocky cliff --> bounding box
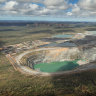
[82,47,96,63]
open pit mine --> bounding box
[4,31,96,76]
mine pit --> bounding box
[20,47,82,73]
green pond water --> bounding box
[34,60,79,73]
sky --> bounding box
[0,0,96,21]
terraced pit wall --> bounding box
[82,47,96,63]
[20,47,82,69]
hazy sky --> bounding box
[0,0,96,21]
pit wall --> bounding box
[25,47,81,69]
[83,47,96,63]
[20,46,96,69]
[42,47,81,62]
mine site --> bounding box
[1,0,96,95]
[1,22,96,76]
[1,21,96,96]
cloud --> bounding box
[68,0,96,18]
[44,0,65,6]
[19,3,40,15]
[15,0,43,3]
[2,1,18,10]
[78,0,96,11]
[37,0,69,16]
[1,0,96,19]
[67,12,72,16]
[67,4,80,16]
[0,0,69,16]
[29,4,39,10]
[0,0,43,3]
[72,4,80,13]
[44,0,68,10]
[0,0,6,3]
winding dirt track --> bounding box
[6,47,96,76]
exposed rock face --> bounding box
[27,51,46,68]
[25,35,96,69]
[26,46,96,69]
[26,47,81,69]
[83,47,96,63]
[43,47,80,62]
[72,35,96,64]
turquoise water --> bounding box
[53,34,73,38]
[34,60,79,73]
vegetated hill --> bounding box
[0,52,96,96]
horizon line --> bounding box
[0,20,96,22]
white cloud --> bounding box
[67,12,72,16]
[2,1,18,10]
[39,8,50,14]
[78,0,96,10]
[44,0,68,10]
[69,0,96,17]
[67,4,80,17]
[29,4,39,10]
[0,0,96,19]
[72,4,80,13]
[38,7,58,15]
[14,3,39,15]
[15,0,43,3]
[44,0,64,6]
[20,3,40,15]
[0,0,70,16]
[0,0,6,3]
[19,0,69,16]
